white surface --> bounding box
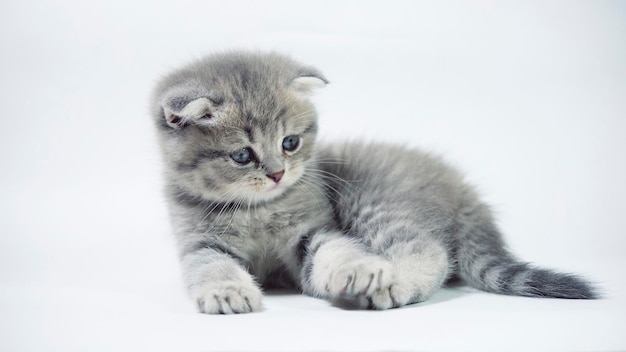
[1,0,625,351]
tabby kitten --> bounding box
[151,51,596,314]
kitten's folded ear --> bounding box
[289,72,328,98]
[159,87,218,129]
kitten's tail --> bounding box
[455,214,598,299]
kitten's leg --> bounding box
[299,231,392,307]
[300,229,450,309]
[375,234,451,307]
[300,230,448,309]
[182,247,262,314]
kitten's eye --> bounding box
[282,135,300,152]
[231,148,253,165]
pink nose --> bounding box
[267,170,285,183]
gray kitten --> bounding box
[151,51,596,314]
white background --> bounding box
[1,0,625,351]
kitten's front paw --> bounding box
[312,254,409,310]
[192,281,263,314]
[325,256,394,298]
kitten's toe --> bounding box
[193,282,263,314]
[368,284,413,310]
[369,287,395,310]
[327,257,393,297]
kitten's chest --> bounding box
[238,206,299,243]
[227,195,328,279]
[227,188,331,255]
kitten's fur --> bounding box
[151,51,596,314]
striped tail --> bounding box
[456,220,598,299]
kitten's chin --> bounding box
[253,182,291,203]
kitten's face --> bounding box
[166,102,318,203]
[153,52,326,204]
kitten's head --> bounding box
[152,51,327,204]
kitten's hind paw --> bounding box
[192,281,263,314]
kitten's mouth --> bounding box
[269,182,283,190]
[245,182,287,204]
[263,183,285,196]
[265,177,293,194]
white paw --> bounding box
[312,253,413,310]
[192,281,263,314]
[324,256,394,297]
[309,238,423,310]
[369,283,414,310]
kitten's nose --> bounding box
[266,170,285,183]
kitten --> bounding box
[151,51,597,314]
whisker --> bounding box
[311,160,349,165]
[304,169,360,199]
[300,173,353,205]
[191,188,240,234]
[308,168,360,188]
[311,156,348,163]
[202,191,240,235]
[220,198,244,238]
[295,178,326,215]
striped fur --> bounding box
[151,51,597,314]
